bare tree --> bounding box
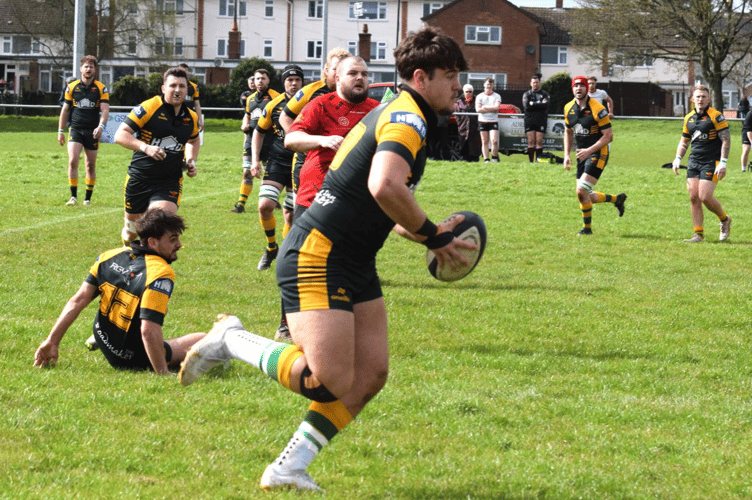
[573,0,752,111]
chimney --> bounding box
[359,24,372,62]
[556,0,563,7]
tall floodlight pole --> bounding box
[73,0,86,76]
[321,0,329,73]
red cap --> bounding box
[572,76,588,89]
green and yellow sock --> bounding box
[68,178,78,198]
[260,216,277,250]
[580,201,593,229]
[85,177,95,201]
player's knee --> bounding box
[299,365,347,402]
[283,191,294,212]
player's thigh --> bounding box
[83,148,98,166]
[353,297,389,380]
[287,308,356,383]
[67,141,84,162]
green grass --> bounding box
[3,119,752,499]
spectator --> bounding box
[587,76,614,119]
[475,78,501,162]
[455,84,480,162]
[737,95,749,119]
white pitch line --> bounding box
[0,189,236,236]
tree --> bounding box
[109,75,148,106]
[572,0,752,111]
[229,58,277,98]
[4,0,178,66]
[541,72,573,114]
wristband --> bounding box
[675,155,682,161]
[98,123,105,130]
[719,158,727,166]
[139,142,148,152]
[415,218,438,238]
[58,129,64,134]
[423,231,454,250]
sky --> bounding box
[510,0,580,7]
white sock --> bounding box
[223,329,285,372]
[273,425,326,472]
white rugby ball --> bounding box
[426,211,487,282]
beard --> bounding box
[342,85,369,104]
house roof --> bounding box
[521,7,575,45]
[423,0,543,25]
[0,0,63,36]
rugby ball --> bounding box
[426,211,487,282]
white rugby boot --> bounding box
[179,314,244,386]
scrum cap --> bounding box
[572,76,588,89]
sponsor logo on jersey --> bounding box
[295,89,305,100]
[133,105,146,119]
[338,116,350,127]
[149,278,174,296]
[330,287,351,303]
[390,112,426,139]
[154,135,183,152]
[77,97,96,108]
[314,189,336,206]
[597,109,608,120]
[109,261,130,275]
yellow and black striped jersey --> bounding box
[564,97,611,150]
[84,245,175,357]
[298,85,433,262]
[64,79,109,129]
[184,81,200,109]
[124,95,199,182]
[682,106,728,164]
[282,80,331,121]
[245,88,280,131]
[256,92,294,163]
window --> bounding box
[127,36,137,55]
[96,0,111,17]
[40,69,51,92]
[371,41,387,61]
[217,39,246,57]
[308,0,323,18]
[349,1,387,20]
[158,0,184,14]
[464,72,507,90]
[99,67,113,86]
[347,41,357,55]
[155,37,183,56]
[219,0,246,16]
[307,40,323,59]
[263,39,273,58]
[465,26,501,45]
[541,46,567,65]
[127,2,137,13]
[423,2,446,17]
[613,51,653,68]
[192,67,206,84]
[265,0,274,17]
[2,36,11,54]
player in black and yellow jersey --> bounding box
[57,55,109,206]
[34,209,206,373]
[178,63,203,132]
[249,65,303,271]
[563,75,627,235]
[672,84,732,242]
[114,67,200,246]
[178,27,476,492]
[279,48,350,193]
[231,69,280,213]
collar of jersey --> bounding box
[397,84,438,137]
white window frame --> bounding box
[99,67,113,86]
[306,40,323,59]
[465,25,501,45]
[217,38,246,57]
[423,2,446,17]
[265,0,274,18]
[464,72,507,90]
[155,36,183,56]
[127,35,137,55]
[263,39,273,59]
[308,0,323,19]
[540,45,567,65]
[159,0,184,14]
[347,41,358,55]
[349,1,387,20]
[371,41,387,61]
[2,36,11,54]
[219,0,246,17]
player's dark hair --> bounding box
[80,55,98,67]
[178,63,190,71]
[136,209,186,241]
[394,27,467,81]
[254,68,270,78]
[164,67,189,83]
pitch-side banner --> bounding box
[497,115,566,151]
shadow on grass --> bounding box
[391,484,547,500]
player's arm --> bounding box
[57,102,71,146]
[279,112,295,134]
[606,95,615,118]
[672,136,691,174]
[368,150,475,270]
[141,319,169,374]
[185,136,200,177]
[285,130,344,153]
[193,99,204,131]
[93,102,109,140]
[114,123,166,161]
[717,127,730,180]
[576,126,612,161]
[563,127,574,170]
[34,282,98,368]
[250,128,265,178]
[241,113,251,133]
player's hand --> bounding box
[57,132,65,146]
[563,155,572,171]
[250,162,263,179]
[93,127,103,140]
[185,159,197,177]
[575,148,590,162]
[715,164,727,180]
[672,157,681,174]
[147,145,167,161]
[33,341,59,368]
[320,135,344,151]
[430,214,477,271]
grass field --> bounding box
[2,116,752,499]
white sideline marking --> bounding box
[0,189,236,236]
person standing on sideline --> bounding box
[178,63,203,132]
[563,75,627,235]
[179,27,476,492]
[114,67,200,246]
[250,65,304,271]
[34,209,206,373]
[454,84,480,162]
[672,84,732,242]
[740,108,752,172]
[231,70,279,213]
[475,77,501,162]
[522,74,550,163]
[587,76,614,119]
[737,95,749,119]
[57,55,109,206]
